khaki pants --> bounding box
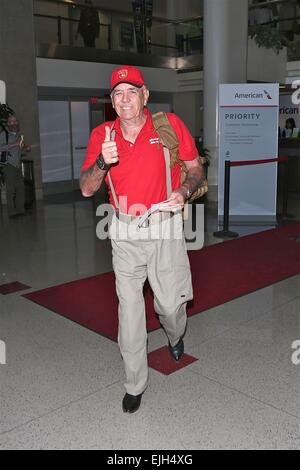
[3,164,25,216]
[110,212,193,396]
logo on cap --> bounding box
[118,69,128,79]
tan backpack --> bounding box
[152,112,208,201]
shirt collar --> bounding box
[114,108,153,135]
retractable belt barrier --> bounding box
[213,157,290,239]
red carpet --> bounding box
[0,282,31,295]
[23,222,300,341]
[147,347,198,375]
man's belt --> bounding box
[116,209,175,229]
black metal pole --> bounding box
[57,16,62,44]
[214,160,239,238]
[282,158,289,217]
[143,0,147,54]
[108,24,112,50]
[279,157,294,221]
[223,160,230,232]
[185,34,189,55]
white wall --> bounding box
[36,58,203,146]
[36,58,179,92]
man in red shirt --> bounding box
[80,65,204,413]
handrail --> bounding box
[33,11,202,55]
[148,42,178,50]
[33,6,300,60]
[34,0,202,26]
[34,12,110,27]
[34,0,298,26]
[251,15,300,27]
[34,12,111,47]
[249,0,297,9]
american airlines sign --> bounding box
[220,84,279,107]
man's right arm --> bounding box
[80,125,119,197]
[80,126,106,197]
[80,162,107,197]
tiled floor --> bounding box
[0,192,299,450]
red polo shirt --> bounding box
[81,109,198,214]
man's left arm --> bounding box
[166,158,205,207]
[164,113,205,207]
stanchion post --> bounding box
[214,160,239,238]
[282,157,288,217]
[278,157,294,221]
[223,160,230,232]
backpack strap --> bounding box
[162,146,172,198]
[152,112,182,198]
[152,112,209,202]
[152,112,180,168]
[106,125,120,210]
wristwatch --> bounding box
[96,154,110,172]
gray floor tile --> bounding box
[1,297,123,416]
[148,275,300,352]
[0,384,40,434]
[0,372,299,450]
[188,298,300,417]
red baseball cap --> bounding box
[110,65,145,92]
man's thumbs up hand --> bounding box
[101,126,119,165]
[104,125,112,142]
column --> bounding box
[0,0,43,200]
[203,0,248,199]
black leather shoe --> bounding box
[122,393,143,414]
[169,338,184,361]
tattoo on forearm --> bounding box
[182,167,205,195]
[80,162,106,196]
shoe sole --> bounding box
[171,355,183,362]
[122,406,140,414]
